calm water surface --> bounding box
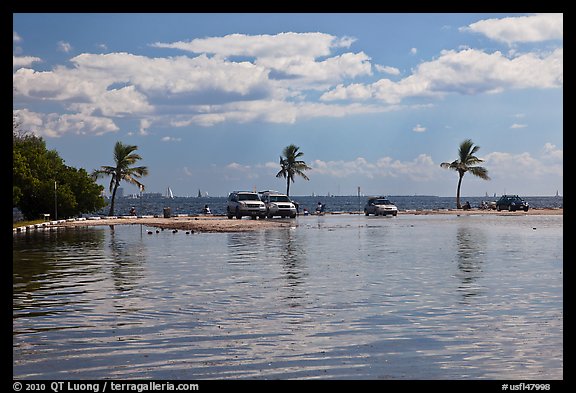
[13,214,563,379]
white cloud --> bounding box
[484,147,562,179]
[375,65,400,75]
[463,13,563,44]
[161,136,181,142]
[410,47,417,55]
[57,41,72,53]
[542,142,563,162]
[510,123,527,129]
[13,31,22,43]
[152,32,355,58]
[13,108,119,138]
[227,162,251,171]
[12,29,562,137]
[321,47,562,103]
[413,124,426,132]
[13,55,42,68]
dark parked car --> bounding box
[495,195,529,212]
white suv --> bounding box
[227,191,267,219]
[364,197,398,217]
[259,191,297,218]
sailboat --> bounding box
[197,189,202,198]
[165,187,174,199]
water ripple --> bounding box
[13,216,562,379]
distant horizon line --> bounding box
[111,193,563,199]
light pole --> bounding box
[54,180,58,220]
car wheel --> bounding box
[290,213,296,219]
[393,212,397,217]
[227,208,233,219]
[364,210,369,216]
[497,205,501,211]
[509,205,513,212]
[524,207,529,212]
[235,208,242,219]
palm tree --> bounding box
[440,139,490,209]
[93,141,148,216]
[276,144,311,196]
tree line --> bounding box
[13,119,107,220]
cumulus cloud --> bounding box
[463,13,563,44]
[152,32,355,58]
[12,28,562,138]
[13,108,119,138]
[13,55,42,68]
[321,47,562,103]
[484,146,562,179]
[542,142,563,162]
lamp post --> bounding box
[54,180,58,220]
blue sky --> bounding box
[13,13,563,197]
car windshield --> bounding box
[270,195,291,202]
[374,199,393,205]
[238,193,260,201]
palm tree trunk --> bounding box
[456,173,463,209]
[286,177,290,197]
[109,181,119,216]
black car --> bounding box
[495,195,529,212]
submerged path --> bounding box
[39,208,562,233]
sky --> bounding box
[13,13,563,197]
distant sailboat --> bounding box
[165,187,174,199]
[197,189,202,198]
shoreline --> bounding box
[15,208,562,233]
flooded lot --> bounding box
[13,214,563,379]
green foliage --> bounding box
[92,141,148,216]
[276,144,311,196]
[440,139,490,209]
[13,121,106,220]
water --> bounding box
[13,214,562,380]
[98,195,563,217]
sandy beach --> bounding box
[50,208,562,233]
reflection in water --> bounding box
[13,215,563,380]
[454,221,487,302]
[266,228,308,308]
[226,228,309,308]
[13,228,107,319]
[107,225,147,320]
[108,225,146,293]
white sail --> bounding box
[166,187,174,198]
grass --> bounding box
[13,219,49,229]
